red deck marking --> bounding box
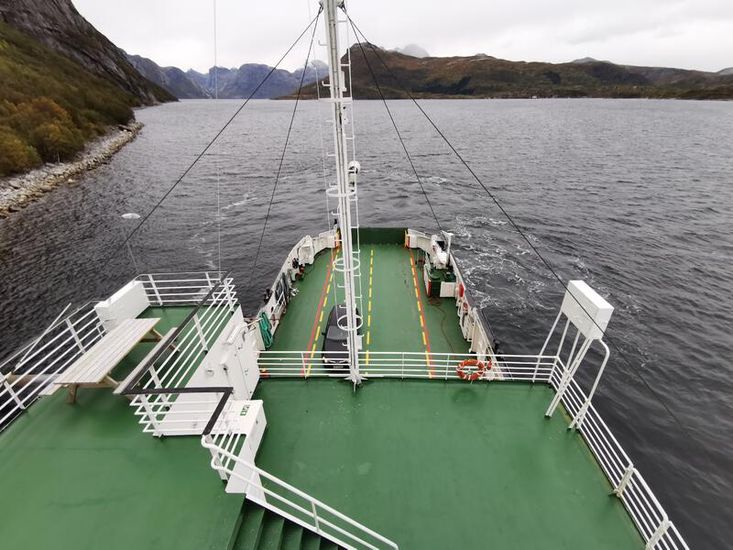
[409,251,434,377]
[302,251,335,376]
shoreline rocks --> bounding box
[0,121,143,218]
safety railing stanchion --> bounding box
[147,273,163,305]
[1,374,26,410]
[312,501,321,534]
[613,464,635,497]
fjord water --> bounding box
[0,99,731,548]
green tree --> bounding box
[0,126,41,175]
[31,121,84,162]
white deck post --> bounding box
[148,274,163,305]
[1,374,26,410]
[311,501,321,534]
[646,518,671,549]
[139,394,162,437]
[65,318,86,353]
[193,314,209,351]
[224,279,236,312]
[204,434,228,481]
[614,464,635,497]
[533,311,561,382]
[546,337,591,417]
[569,340,611,430]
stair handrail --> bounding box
[201,437,399,550]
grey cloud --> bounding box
[72,0,733,72]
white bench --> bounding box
[54,318,162,403]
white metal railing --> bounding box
[548,364,689,549]
[129,389,229,436]
[124,274,238,433]
[129,274,235,392]
[201,436,399,550]
[258,350,556,381]
[135,271,231,306]
[0,303,104,429]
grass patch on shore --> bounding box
[0,22,138,176]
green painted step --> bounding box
[300,533,323,550]
[232,502,265,550]
[258,514,285,550]
[230,500,343,550]
[280,522,304,550]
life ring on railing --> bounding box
[456,359,490,381]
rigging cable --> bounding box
[243,7,323,299]
[92,11,323,285]
[213,0,222,274]
[349,34,442,232]
[344,10,708,458]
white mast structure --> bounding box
[322,0,362,385]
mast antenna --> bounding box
[322,0,362,386]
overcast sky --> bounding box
[72,0,733,73]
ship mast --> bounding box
[323,0,361,385]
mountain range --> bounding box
[290,45,733,100]
[126,55,328,100]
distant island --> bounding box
[130,47,733,103]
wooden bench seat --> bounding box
[53,317,161,403]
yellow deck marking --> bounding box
[326,283,331,294]
[319,310,324,323]
[408,251,434,378]
[366,248,375,352]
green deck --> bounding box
[0,306,243,550]
[254,379,642,550]
[271,244,469,357]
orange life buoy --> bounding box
[456,359,490,381]
[458,283,465,298]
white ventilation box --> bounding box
[560,280,613,341]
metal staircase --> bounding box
[231,500,343,550]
